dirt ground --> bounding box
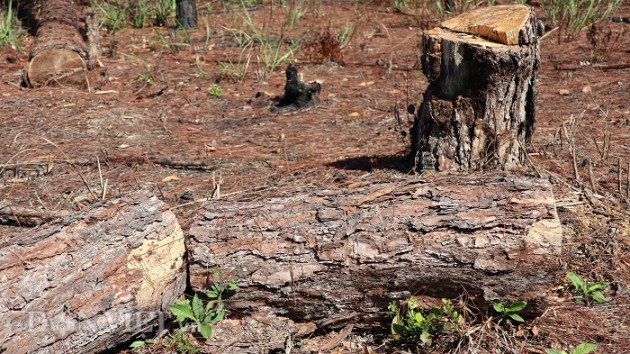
[1,0,629,352]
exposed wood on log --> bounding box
[24,0,89,88]
[188,173,563,329]
[412,5,543,172]
[0,191,186,353]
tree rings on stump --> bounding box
[24,0,89,88]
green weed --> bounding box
[208,85,223,98]
[389,297,461,346]
[492,300,527,325]
[0,0,24,51]
[546,343,598,354]
[566,272,608,305]
[541,0,624,40]
[92,0,127,33]
[129,0,150,28]
[121,53,163,84]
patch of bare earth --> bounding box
[1,1,628,352]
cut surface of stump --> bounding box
[189,173,562,329]
[0,191,186,353]
[25,0,90,87]
[412,5,544,172]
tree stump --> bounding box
[412,5,544,172]
[188,173,562,329]
[176,0,198,29]
[0,191,187,353]
[24,0,90,88]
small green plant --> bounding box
[121,53,163,84]
[92,0,127,33]
[283,0,307,31]
[168,275,238,341]
[566,272,608,305]
[492,300,527,325]
[546,343,598,354]
[389,297,460,346]
[129,338,155,348]
[0,0,24,51]
[208,85,223,98]
[164,329,203,353]
[236,0,300,80]
[169,293,223,340]
[155,0,176,26]
[129,0,150,28]
[541,0,624,41]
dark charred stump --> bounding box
[176,0,198,29]
[275,63,321,110]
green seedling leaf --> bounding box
[420,331,432,345]
[130,340,147,348]
[191,294,204,321]
[506,300,527,312]
[414,312,424,324]
[566,272,586,292]
[591,291,606,303]
[198,322,212,340]
[509,313,525,322]
[587,282,608,292]
[492,302,505,313]
[572,343,597,354]
[170,299,195,322]
[227,281,239,291]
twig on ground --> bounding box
[38,136,99,201]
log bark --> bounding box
[0,191,187,353]
[189,173,562,329]
[24,0,89,88]
[412,5,544,172]
[176,0,198,29]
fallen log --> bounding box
[24,0,90,87]
[412,5,544,172]
[189,173,562,329]
[0,191,186,353]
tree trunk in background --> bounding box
[412,5,544,172]
[24,0,89,87]
[0,191,187,353]
[189,173,562,329]
[176,0,198,29]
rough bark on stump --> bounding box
[189,173,562,329]
[0,191,186,353]
[24,0,89,87]
[412,5,544,172]
[176,0,198,29]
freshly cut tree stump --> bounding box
[189,173,562,328]
[24,0,90,87]
[0,191,186,353]
[412,5,544,172]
